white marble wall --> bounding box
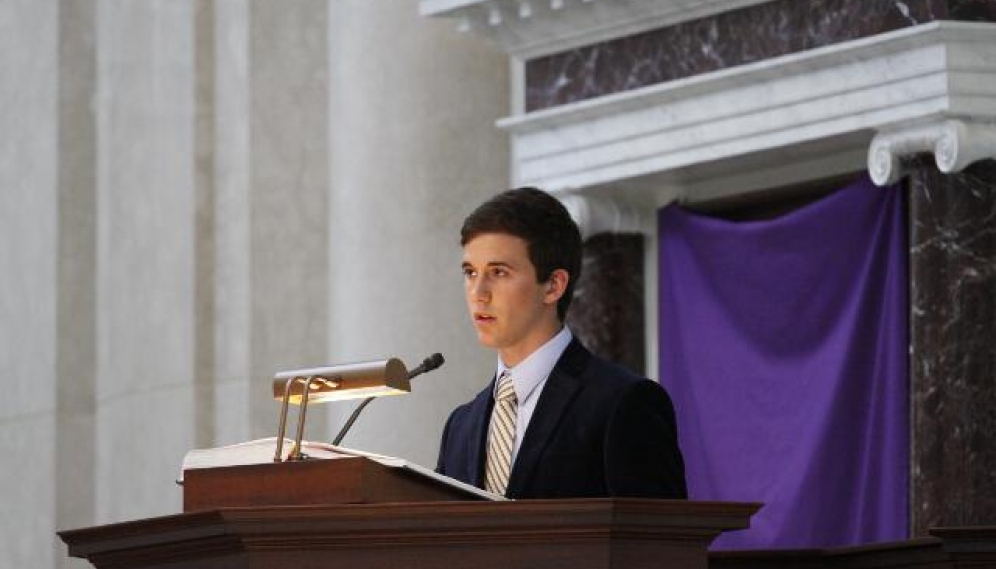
[0,0,509,567]
[327,0,509,465]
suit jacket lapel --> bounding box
[467,378,496,488]
[505,340,589,497]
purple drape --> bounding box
[658,175,908,549]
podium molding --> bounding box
[60,499,760,569]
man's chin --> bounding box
[474,330,499,348]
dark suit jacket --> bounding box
[436,339,687,499]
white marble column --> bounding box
[3,2,511,567]
[192,0,218,451]
[55,0,98,566]
[94,0,197,522]
[211,0,253,444]
[246,0,332,439]
[327,0,509,465]
[0,0,58,567]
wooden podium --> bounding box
[59,458,760,569]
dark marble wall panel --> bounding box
[949,0,996,20]
[908,158,996,536]
[567,233,645,375]
[525,0,996,111]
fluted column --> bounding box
[328,1,509,465]
[93,0,197,523]
[245,0,331,438]
[1,0,58,567]
[55,0,98,567]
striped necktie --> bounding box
[484,372,517,495]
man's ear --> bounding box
[543,269,570,305]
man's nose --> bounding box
[470,277,490,300]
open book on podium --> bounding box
[180,437,504,512]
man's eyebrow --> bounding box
[461,260,515,269]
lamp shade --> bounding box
[272,358,411,404]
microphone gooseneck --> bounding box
[331,352,445,446]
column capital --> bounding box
[556,192,650,239]
[868,119,996,186]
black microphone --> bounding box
[407,352,445,380]
[332,353,445,446]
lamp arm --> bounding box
[273,376,304,462]
[289,376,323,461]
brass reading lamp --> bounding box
[272,359,410,462]
[271,353,444,462]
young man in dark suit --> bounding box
[436,187,687,499]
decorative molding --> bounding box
[496,22,996,207]
[419,0,771,59]
[869,119,996,186]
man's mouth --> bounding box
[474,313,496,323]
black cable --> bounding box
[332,396,375,445]
[331,353,444,446]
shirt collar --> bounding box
[495,326,573,403]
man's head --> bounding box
[460,188,582,365]
[463,185,582,307]
[461,188,582,321]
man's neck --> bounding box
[498,322,565,368]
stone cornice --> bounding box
[419,0,771,59]
[496,21,996,206]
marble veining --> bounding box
[567,233,646,375]
[525,0,996,111]
[909,158,996,535]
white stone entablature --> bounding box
[419,0,771,59]
[495,22,996,209]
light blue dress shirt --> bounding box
[493,326,573,464]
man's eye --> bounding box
[492,268,508,277]
[462,268,476,278]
